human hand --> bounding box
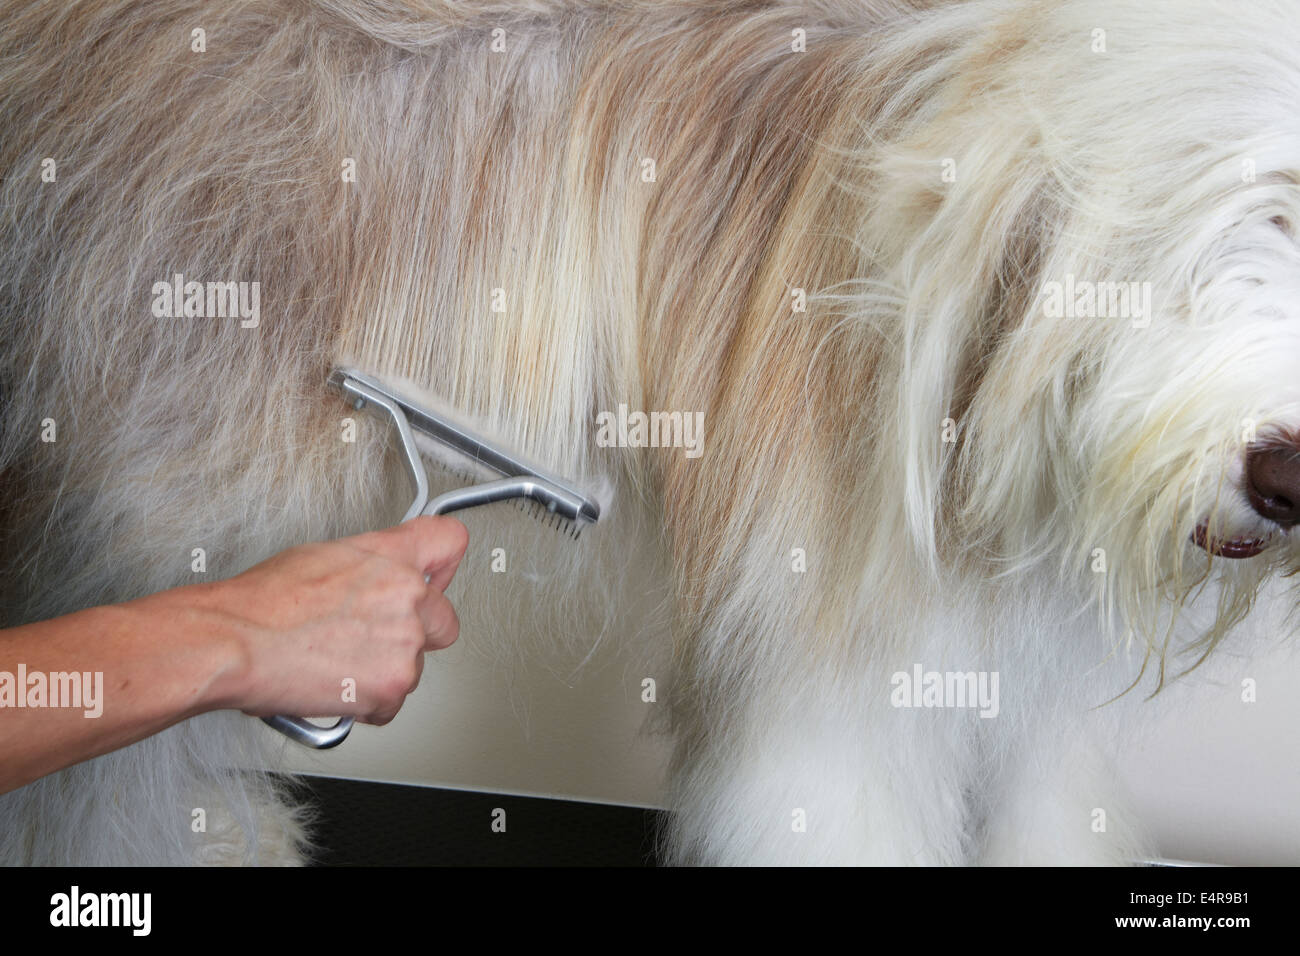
[185,516,469,725]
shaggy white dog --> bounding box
[1,0,1297,865]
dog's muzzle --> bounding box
[1192,440,1300,559]
[1245,443,1300,528]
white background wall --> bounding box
[275,620,671,809]
[1113,632,1300,865]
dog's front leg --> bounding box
[975,718,1156,866]
[660,647,981,866]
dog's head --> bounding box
[868,0,1300,669]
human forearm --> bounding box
[0,587,247,795]
[0,516,466,795]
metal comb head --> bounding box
[327,367,601,531]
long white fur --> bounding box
[1,0,1297,865]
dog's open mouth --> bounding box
[1192,523,1272,558]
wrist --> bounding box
[185,580,256,713]
[115,580,255,716]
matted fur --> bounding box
[1,0,1298,864]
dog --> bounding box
[2,0,1298,865]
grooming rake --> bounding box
[262,367,602,748]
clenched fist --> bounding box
[186,515,469,725]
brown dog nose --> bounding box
[1246,444,1300,527]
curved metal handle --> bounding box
[262,377,431,749]
[339,376,430,522]
[261,714,354,749]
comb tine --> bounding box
[490,492,588,541]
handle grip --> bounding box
[261,714,354,749]
[262,378,427,749]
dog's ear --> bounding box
[869,133,1066,567]
[943,184,1070,553]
